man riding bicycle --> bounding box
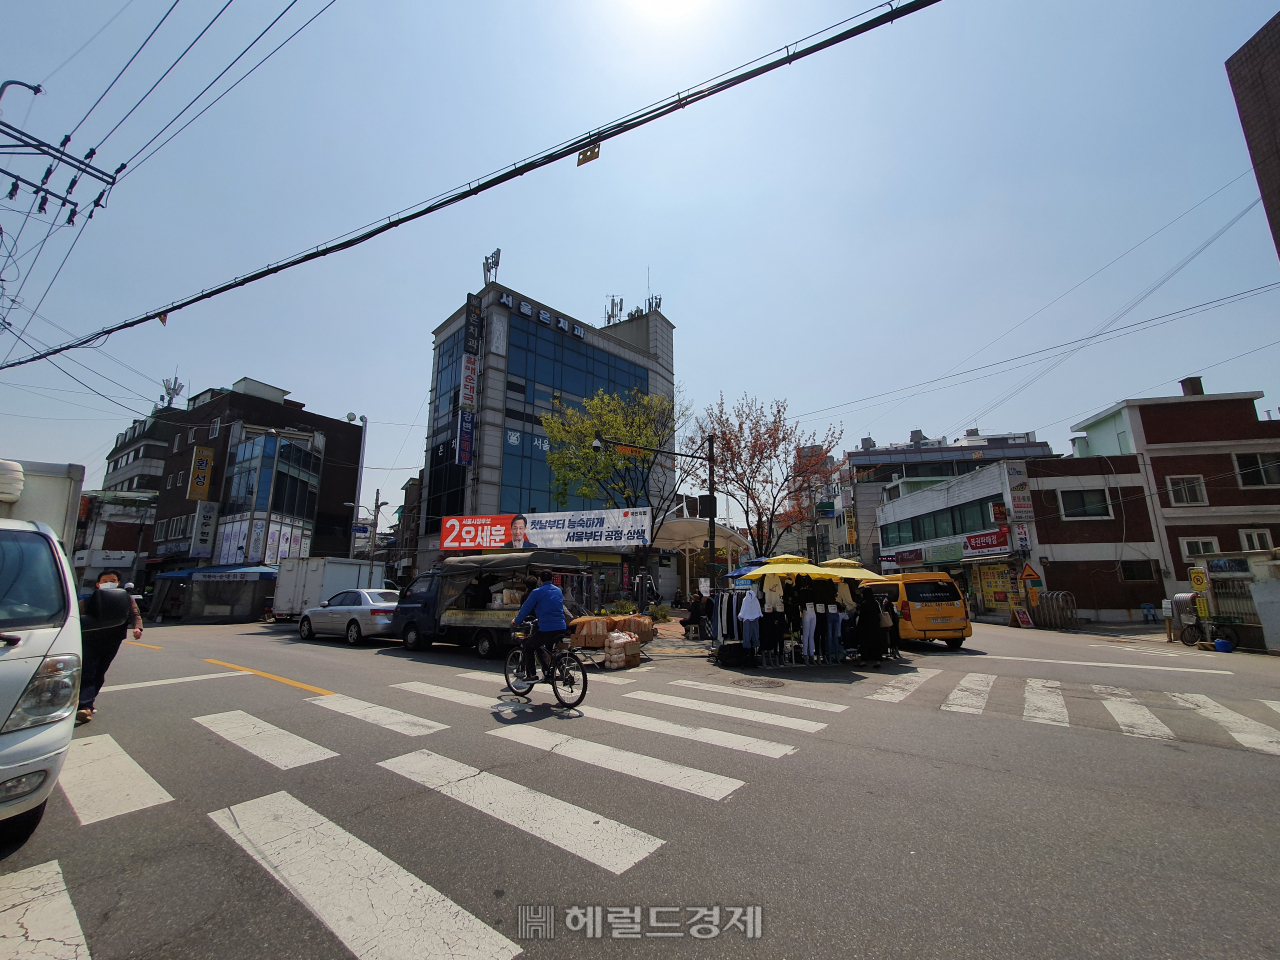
[512,570,567,681]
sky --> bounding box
[3,0,1280,519]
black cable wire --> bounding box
[70,0,182,138]
[4,0,943,371]
[93,0,237,152]
[119,0,302,170]
[0,213,64,363]
[121,0,337,178]
[42,0,139,85]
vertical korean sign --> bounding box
[189,501,219,558]
[457,293,481,466]
[1005,460,1035,522]
[187,446,214,501]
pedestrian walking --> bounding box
[883,594,901,659]
[77,569,143,724]
[855,586,886,668]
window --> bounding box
[166,474,173,489]
[1236,452,1280,487]
[173,435,181,452]
[1120,559,1155,581]
[177,471,185,488]
[1060,489,1111,519]
[905,581,962,603]
[188,428,197,443]
[1180,537,1219,562]
[0,530,67,630]
[1167,476,1206,505]
[1240,529,1272,552]
[209,418,220,438]
[155,519,167,540]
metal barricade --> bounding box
[1171,592,1198,627]
[1030,590,1078,631]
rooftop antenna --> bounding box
[605,295,624,325]
[482,248,500,284]
[162,373,184,408]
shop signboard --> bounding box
[1013,522,1031,553]
[980,564,1015,611]
[1005,461,1034,521]
[962,529,1009,558]
[925,541,964,563]
[990,502,1007,524]
[459,352,479,409]
[189,501,219,558]
[265,527,281,565]
[845,508,857,546]
[464,294,483,355]
[895,548,924,564]
[1013,609,1035,628]
[247,519,266,563]
[440,508,650,551]
[192,569,271,582]
[187,446,215,501]
[456,409,475,466]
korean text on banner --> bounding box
[460,353,479,409]
[440,508,651,551]
[456,409,475,466]
[189,502,219,558]
[187,446,215,501]
[464,294,483,356]
[1005,461,1034,521]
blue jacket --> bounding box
[515,582,567,631]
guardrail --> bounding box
[1031,591,1078,631]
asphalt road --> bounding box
[2,619,1277,959]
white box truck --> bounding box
[0,459,85,552]
[273,557,387,619]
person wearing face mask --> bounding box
[76,569,143,724]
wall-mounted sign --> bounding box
[464,294,483,355]
[499,292,514,308]
[247,519,266,563]
[895,548,924,564]
[1013,522,1031,553]
[1005,461,1034,521]
[440,508,650,551]
[963,529,1009,558]
[925,541,963,563]
[990,502,1007,524]
[572,323,585,339]
[460,352,478,409]
[189,501,219,558]
[1188,567,1209,592]
[456,409,475,466]
[187,446,214,501]
[537,308,552,325]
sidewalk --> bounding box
[645,619,715,658]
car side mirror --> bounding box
[320,601,329,608]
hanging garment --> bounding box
[801,603,817,656]
[836,580,855,608]
[739,589,762,622]
[761,610,785,651]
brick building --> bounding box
[1228,9,1280,261]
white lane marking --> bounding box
[306,694,448,736]
[59,734,173,825]
[940,673,997,715]
[0,861,90,959]
[380,749,664,875]
[670,679,847,713]
[1023,678,1069,726]
[193,710,337,769]
[1262,700,1280,716]
[1093,685,1176,740]
[629,666,656,672]
[980,655,1231,675]
[1087,644,1215,659]
[865,668,941,703]
[457,669,635,687]
[623,691,827,733]
[487,726,743,800]
[1167,694,1280,755]
[102,670,250,692]
[210,791,519,960]
[392,680,796,757]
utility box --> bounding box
[274,557,384,619]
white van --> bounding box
[0,519,82,833]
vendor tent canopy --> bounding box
[819,557,887,581]
[651,517,752,598]
[740,560,843,581]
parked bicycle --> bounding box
[503,623,589,707]
[1178,607,1238,650]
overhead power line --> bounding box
[42,0,139,85]
[1,0,945,372]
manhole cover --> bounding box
[732,678,785,688]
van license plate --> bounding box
[930,617,952,623]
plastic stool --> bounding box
[1140,603,1157,624]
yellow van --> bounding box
[869,572,972,649]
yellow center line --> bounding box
[204,658,335,696]
[125,640,163,649]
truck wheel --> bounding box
[299,617,314,640]
[945,638,964,650]
[475,630,498,659]
[403,624,431,651]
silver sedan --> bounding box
[299,589,401,645]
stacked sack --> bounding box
[603,631,642,670]
[605,615,654,646]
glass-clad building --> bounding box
[216,432,323,565]
[420,283,675,563]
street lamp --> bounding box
[592,430,717,607]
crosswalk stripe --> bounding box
[102,670,250,692]
[1167,693,1280,755]
[210,791,519,960]
[1023,678,1069,726]
[1093,685,1175,740]
[1261,700,1280,717]
[670,679,847,712]
[59,733,173,825]
[457,669,636,687]
[393,680,796,757]
[194,710,337,769]
[306,694,448,736]
[0,860,90,959]
[864,668,941,703]
[623,691,827,732]
[940,673,997,715]
[380,749,665,875]
[981,655,1230,675]
[487,726,743,800]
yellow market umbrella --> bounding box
[740,561,843,580]
[764,554,807,563]
[819,558,887,581]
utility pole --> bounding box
[347,414,366,559]
[707,434,716,594]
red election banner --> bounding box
[440,515,514,550]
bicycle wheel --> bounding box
[504,648,535,696]
[550,651,588,708]
[1179,623,1205,647]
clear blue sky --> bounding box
[3,0,1279,515]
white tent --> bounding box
[651,516,752,597]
